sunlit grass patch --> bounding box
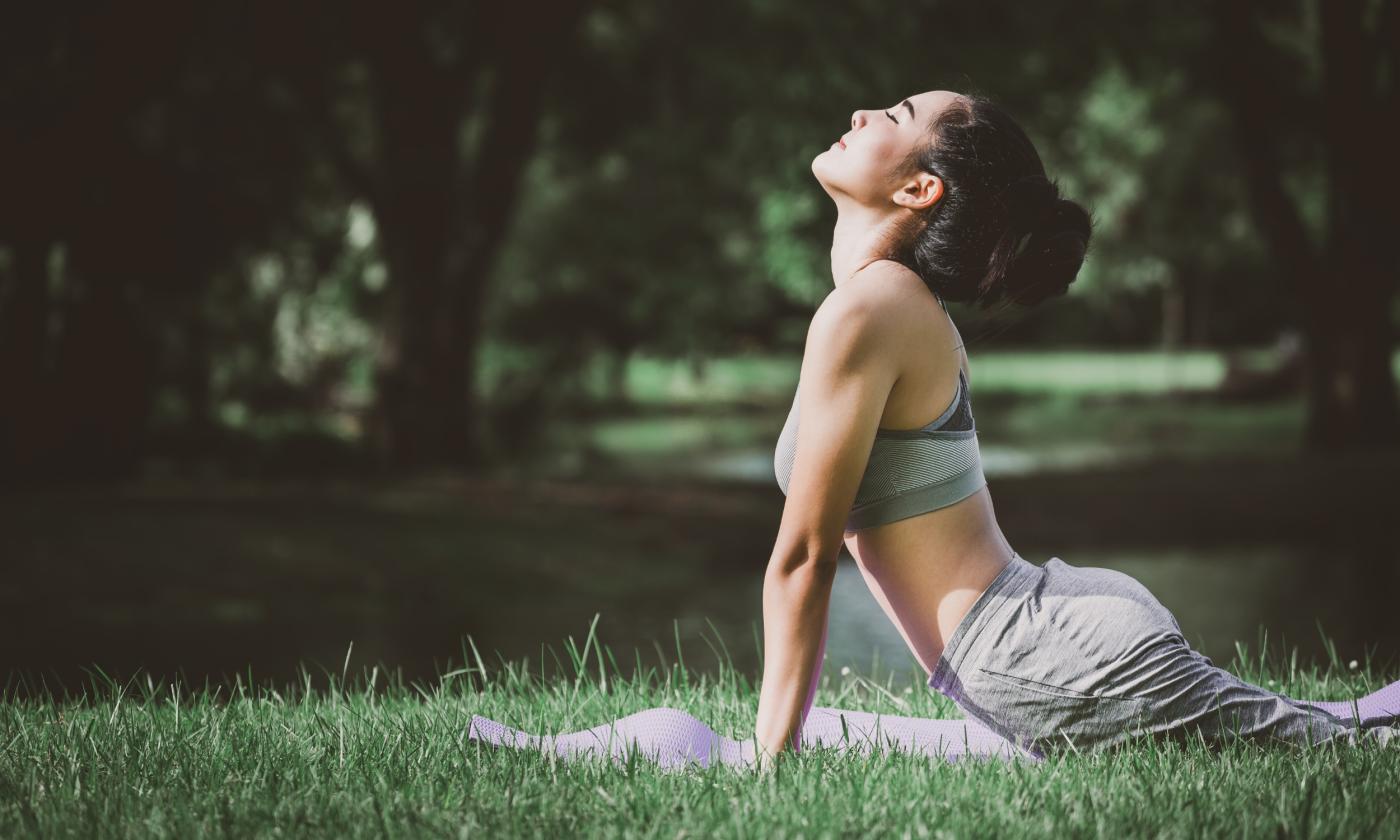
[3,622,1396,838]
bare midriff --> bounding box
[842,487,1013,679]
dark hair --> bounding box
[893,94,1094,309]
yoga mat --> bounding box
[1302,680,1400,724]
[467,679,1400,771]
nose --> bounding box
[850,110,867,130]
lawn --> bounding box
[547,348,1377,482]
[4,630,1397,838]
[7,348,1399,836]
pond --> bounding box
[4,464,1395,699]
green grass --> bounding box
[600,348,1315,404]
[4,626,1397,839]
[563,349,1327,479]
[492,344,1400,407]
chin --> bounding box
[810,151,838,185]
[810,166,850,201]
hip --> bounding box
[927,553,1192,752]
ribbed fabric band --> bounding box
[774,370,986,531]
[845,462,987,532]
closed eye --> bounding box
[885,111,898,124]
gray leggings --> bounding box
[928,553,1366,756]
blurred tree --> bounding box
[4,0,1390,477]
[1210,0,1398,449]
[481,0,829,449]
[255,0,590,469]
[0,2,330,480]
[484,0,1129,426]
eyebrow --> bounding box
[902,99,915,121]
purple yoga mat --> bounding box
[1303,680,1400,725]
[467,680,1400,771]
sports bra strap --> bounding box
[934,291,966,356]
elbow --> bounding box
[767,542,841,580]
[763,552,837,615]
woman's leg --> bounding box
[1105,633,1359,751]
[930,555,1364,755]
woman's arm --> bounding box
[753,277,902,770]
[801,610,829,732]
[754,555,835,766]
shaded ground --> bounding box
[5,447,1398,697]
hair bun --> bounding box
[1003,176,1060,229]
[998,194,1093,307]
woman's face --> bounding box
[812,89,957,211]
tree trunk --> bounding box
[373,230,457,471]
[49,272,155,478]
[359,6,468,471]
[1213,0,1399,452]
[0,238,56,479]
[180,298,214,452]
[1300,261,1398,450]
[363,2,587,471]
[1311,0,1400,449]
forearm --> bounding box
[754,557,836,764]
[800,617,828,732]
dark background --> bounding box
[2,0,1397,696]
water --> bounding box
[5,384,1396,697]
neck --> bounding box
[829,201,908,288]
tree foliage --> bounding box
[0,0,1393,480]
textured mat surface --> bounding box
[1300,679,1400,724]
[467,679,1400,770]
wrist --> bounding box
[755,729,798,762]
[754,741,785,773]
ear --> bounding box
[893,172,943,212]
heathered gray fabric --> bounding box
[929,553,1368,755]
[774,366,987,532]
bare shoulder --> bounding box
[808,262,935,349]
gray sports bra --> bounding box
[772,312,987,532]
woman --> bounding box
[754,89,1392,768]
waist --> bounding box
[845,482,1001,550]
[843,491,1015,661]
[927,551,1040,694]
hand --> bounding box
[752,745,779,776]
[751,736,791,776]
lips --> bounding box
[837,137,847,149]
